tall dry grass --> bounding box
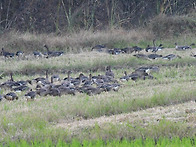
[0,29,154,52]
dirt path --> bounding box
[56,101,196,130]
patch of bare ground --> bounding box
[56,101,196,131]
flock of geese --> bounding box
[0,65,158,101]
[1,44,64,59]
[0,40,195,102]
[0,40,195,60]
[92,40,196,60]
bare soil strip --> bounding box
[56,101,196,130]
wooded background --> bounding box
[0,0,195,33]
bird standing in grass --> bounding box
[25,89,36,101]
[4,92,18,101]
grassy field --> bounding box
[5,137,196,146]
[0,31,196,146]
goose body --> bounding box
[175,43,194,50]
[105,66,114,78]
[120,71,130,81]
[121,47,135,54]
[145,45,155,52]
[133,46,143,53]
[1,48,15,58]
[12,85,29,92]
[25,90,36,100]
[16,51,24,57]
[44,44,64,57]
[4,92,18,101]
[33,51,43,57]
[148,54,162,59]
[91,44,106,52]
[162,54,178,60]
[108,48,121,55]
[133,54,148,59]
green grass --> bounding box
[2,136,195,146]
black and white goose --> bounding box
[12,85,29,92]
[120,71,130,82]
[33,51,43,57]
[25,89,36,101]
[16,51,24,57]
[175,43,195,51]
[133,46,143,53]
[0,73,16,89]
[4,92,18,101]
[1,48,15,58]
[152,44,164,53]
[121,47,135,54]
[162,54,181,60]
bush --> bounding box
[149,14,196,37]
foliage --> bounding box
[0,0,195,33]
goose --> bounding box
[4,92,18,101]
[48,85,61,96]
[111,83,121,91]
[133,46,143,53]
[0,73,16,89]
[98,83,113,92]
[33,70,49,84]
[12,85,29,92]
[120,71,130,81]
[72,73,84,87]
[82,86,103,96]
[1,48,15,58]
[44,44,64,57]
[33,51,43,57]
[51,75,61,83]
[58,85,76,95]
[129,69,149,81]
[121,47,135,54]
[152,44,163,53]
[16,51,24,57]
[105,66,114,78]
[175,43,195,50]
[146,39,156,52]
[146,39,163,53]
[83,74,94,86]
[145,45,155,52]
[162,54,180,60]
[63,71,73,81]
[36,86,50,96]
[133,54,148,59]
[25,89,36,101]
[91,44,106,52]
[148,54,162,60]
[108,48,121,55]
[135,67,151,74]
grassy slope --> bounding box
[0,31,196,145]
